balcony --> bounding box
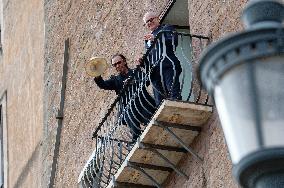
[78,31,213,188]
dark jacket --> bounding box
[94,69,156,125]
[144,24,181,71]
[94,71,132,95]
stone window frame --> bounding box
[0,91,7,188]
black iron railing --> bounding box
[78,31,210,188]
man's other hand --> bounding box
[143,34,154,41]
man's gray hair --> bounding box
[143,11,159,23]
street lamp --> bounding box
[199,0,284,188]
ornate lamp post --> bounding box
[199,0,284,187]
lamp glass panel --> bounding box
[214,55,284,164]
[255,56,284,147]
[214,64,258,164]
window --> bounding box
[160,0,194,101]
[0,104,3,187]
[0,92,7,188]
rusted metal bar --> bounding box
[154,120,203,163]
[49,38,70,188]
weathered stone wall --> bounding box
[0,0,252,187]
[43,0,249,188]
[0,0,44,187]
[43,0,168,187]
[189,0,248,40]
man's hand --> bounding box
[123,77,133,87]
[135,57,143,67]
[144,34,154,41]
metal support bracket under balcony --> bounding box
[127,162,162,188]
[139,143,189,179]
[154,120,203,162]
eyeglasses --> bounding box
[146,17,156,24]
[144,17,157,26]
[112,60,123,67]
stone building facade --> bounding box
[0,0,44,187]
[0,0,249,187]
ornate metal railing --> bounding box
[78,31,210,188]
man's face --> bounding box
[144,13,160,32]
[111,56,127,73]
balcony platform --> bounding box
[107,100,212,188]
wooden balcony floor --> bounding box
[107,100,213,188]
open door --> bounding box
[160,0,194,101]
